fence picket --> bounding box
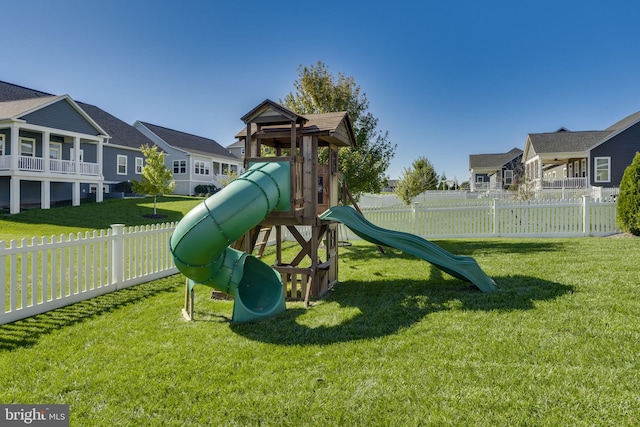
[1,222,178,325]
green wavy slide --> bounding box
[319,205,498,292]
[170,161,291,322]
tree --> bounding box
[616,152,640,235]
[131,144,175,216]
[281,61,396,196]
[394,157,439,205]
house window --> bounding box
[135,157,144,174]
[563,167,567,178]
[573,160,580,177]
[0,134,4,155]
[504,170,513,186]
[173,160,186,174]
[476,176,484,183]
[240,147,245,155]
[117,155,127,175]
[89,184,98,194]
[20,138,35,156]
[50,142,62,160]
[581,159,587,177]
[194,160,209,175]
[594,157,610,183]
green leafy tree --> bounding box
[616,152,640,235]
[131,144,175,215]
[394,157,439,205]
[281,61,396,197]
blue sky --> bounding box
[4,0,640,183]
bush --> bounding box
[616,152,640,235]
[194,184,219,196]
[114,181,133,193]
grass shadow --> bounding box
[231,273,573,345]
[0,279,178,352]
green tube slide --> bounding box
[170,161,291,322]
[319,205,498,292]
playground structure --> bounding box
[169,100,498,323]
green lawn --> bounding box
[1,200,639,425]
[0,196,201,243]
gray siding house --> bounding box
[523,111,640,189]
[78,102,154,194]
[0,83,107,214]
[133,121,242,196]
[468,148,523,191]
[0,81,153,213]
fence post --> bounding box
[111,224,125,289]
[582,195,591,236]
[492,199,498,236]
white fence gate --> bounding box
[1,223,177,325]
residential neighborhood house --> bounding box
[226,139,245,160]
[0,81,156,214]
[133,121,242,195]
[523,111,640,190]
[468,147,523,192]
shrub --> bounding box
[194,184,219,196]
[616,152,640,235]
[114,181,133,193]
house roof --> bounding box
[527,110,640,157]
[469,147,523,169]
[605,110,640,131]
[0,96,60,119]
[78,102,153,149]
[137,121,239,160]
[0,80,149,148]
[527,130,612,154]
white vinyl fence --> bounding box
[1,223,177,325]
[344,196,619,239]
[1,196,621,325]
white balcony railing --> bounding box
[541,177,587,189]
[0,155,10,170]
[79,162,99,175]
[50,158,75,174]
[4,155,100,176]
[19,155,44,171]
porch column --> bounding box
[10,176,20,214]
[96,137,104,203]
[42,130,50,173]
[72,181,80,207]
[41,180,50,209]
[537,159,543,183]
[10,123,19,171]
[96,183,104,203]
[97,137,104,178]
[73,136,80,175]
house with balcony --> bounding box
[133,121,242,196]
[523,110,640,190]
[468,147,523,192]
[0,81,155,213]
[0,91,108,214]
